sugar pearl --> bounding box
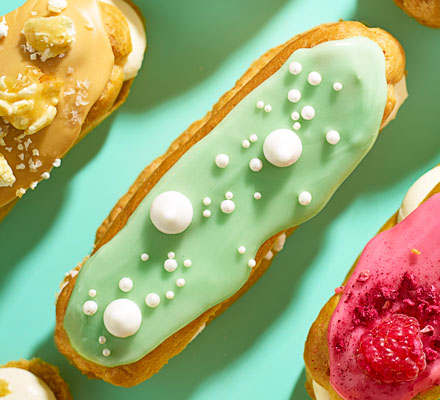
[263,129,302,168]
[176,278,186,287]
[326,130,340,145]
[242,139,250,149]
[308,71,322,86]
[98,336,106,344]
[203,197,211,206]
[203,209,211,218]
[287,89,301,103]
[145,293,161,308]
[215,154,229,168]
[256,100,264,109]
[248,259,257,268]
[103,349,111,357]
[168,251,175,259]
[88,289,96,298]
[293,122,301,131]
[249,158,263,172]
[264,104,272,113]
[166,291,175,300]
[82,300,98,316]
[184,259,192,267]
[291,111,300,121]
[254,192,262,200]
[220,200,235,214]
[333,82,343,91]
[301,106,315,120]
[298,191,312,206]
[238,246,246,254]
[289,61,302,75]
[104,299,142,338]
[119,277,133,292]
[141,253,149,261]
[249,134,258,142]
[164,259,178,272]
[225,191,233,200]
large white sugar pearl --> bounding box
[220,199,235,214]
[326,130,340,145]
[150,191,193,234]
[103,299,142,338]
[289,61,302,75]
[119,277,133,292]
[83,300,98,316]
[308,71,322,86]
[287,89,301,103]
[215,154,229,168]
[145,293,161,308]
[301,106,315,120]
[298,191,312,206]
[263,129,303,168]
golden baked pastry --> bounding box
[0,358,71,399]
[394,0,440,27]
[55,21,406,387]
[0,0,147,222]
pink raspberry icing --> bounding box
[328,193,440,400]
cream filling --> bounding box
[312,380,331,400]
[99,0,146,80]
[381,76,408,129]
[0,368,56,400]
[398,165,440,222]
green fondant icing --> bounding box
[64,37,387,366]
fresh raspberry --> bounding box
[356,314,426,383]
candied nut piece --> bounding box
[0,153,15,187]
[23,15,75,61]
[0,66,64,137]
[48,0,68,14]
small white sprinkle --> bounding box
[289,61,302,75]
[166,291,175,300]
[264,251,274,260]
[98,336,106,344]
[203,197,211,206]
[184,259,192,268]
[249,134,258,143]
[176,278,186,288]
[287,89,301,103]
[52,158,61,168]
[291,111,300,121]
[225,191,233,200]
[248,259,256,268]
[249,158,263,172]
[301,106,315,120]
[333,82,343,91]
[203,209,211,218]
[164,259,177,272]
[17,144,24,151]
[308,71,322,86]
[119,277,133,293]
[30,181,38,190]
[254,192,262,200]
[238,246,246,254]
[256,100,265,109]
[141,253,149,261]
[215,154,229,168]
[293,122,301,131]
[88,289,96,298]
[145,293,160,308]
[102,348,111,357]
[326,130,340,145]
[41,172,50,180]
[264,104,272,113]
[168,251,176,259]
[82,300,98,316]
[242,139,250,149]
[220,200,235,214]
[298,191,312,206]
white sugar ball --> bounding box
[238,246,246,254]
[249,158,263,172]
[150,191,193,235]
[293,122,301,131]
[263,128,302,168]
[287,89,301,103]
[220,200,235,214]
[256,100,265,109]
[333,82,343,91]
[140,253,149,261]
[102,348,111,357]
[176,278,186,287]
[242,139,250,149]
[119,277,133,292]
[145,293,161,308]
[289,61,302,75]
[301,105,315,120]
[166,291,175,300]
[253,192,262,200]
[203,197,211,206]
[203,209,211,218]
[103,299,142,338]
[225,191,233,199]
[164,258,178,272]
[184,259,192,267]
[215,154,229,168]
[168,251,175,259]
[98,336,107,344]
[264,104,272,113]
[326,130,340,145]
[250,134,258,142]
[291,111,300,121]
[248,259,256,268]
[88,289,96,298]
[298,191,312,206]
[83,300,98,316]
[308,71,321,86]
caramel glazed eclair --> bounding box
[304,166,440,400]
[0,358,71,400]
[56,21,407,387]
[0,0,147,222]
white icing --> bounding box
[150,191,193,235]
[308,71,322,86]
[166,290,174,300]
[100,0,147,80]
[381,76,408,129]
[82,300,98,315]
[183,259,192,267]
[238,246,246,254]
[118,277,133,292]
[301,105,315,120]
[298,191,312,206]
[249,134,258,143]
[220,199,235,214]
[289,61,302,75]
[203,197,211,206]
[0,368,56,400]
[215,154,229,168]
[326,130,340,145]
[48,0,67,13]
[145,293,160,308]
[253,192,261,200]
[287,89,301,103]
[140,253,149,261]
[164,258,177,272]
[103,298,142,338]
[312,380,331,400]
[333,82,343,91]
[249,158,263,172]
[256,100,264,109]
[264,104,272,112]
[398,166,440,222]
[263,128,302,168]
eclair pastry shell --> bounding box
[0,0,145,223]
[55,21,406,387]
[1,358,72,400]
[394,0,440,28]
[304,182,440,399]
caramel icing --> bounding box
[0,0,115,207]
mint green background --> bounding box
[0,0,439,399]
